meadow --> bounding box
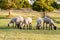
[0,10,60,40]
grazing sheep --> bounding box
[22,17,32,29]
[8,16,24,29]
[8,17,17,28]
[36,17,43,29]
[43,16,57,30]
[16,16,24,29]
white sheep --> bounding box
[36,17,43,29]
[22,17,32,29]
[16,16,24,29]
[8,16,24,28]
[43,16,56,30]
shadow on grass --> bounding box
[0,26,60,30]
[19,27,60,35]
[0,17,11,19]
[55,21,60,24]
[0,26,18,29]
[0,15,13,19]
[0,26,60,35]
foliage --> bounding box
[0,0,31,9]
[32,0,56,12]
[51,2,60,9]
[0,0,60,10]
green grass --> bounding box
[0,12,60,40]
[0,19,60,40]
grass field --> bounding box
[0,19,60,40]
[0,11,60,40]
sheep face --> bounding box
[54,26,57,30]
[36,17,42,29]
[51,23,57,30]
[8,20,14,27]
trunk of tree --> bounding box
[43,12,47,18]
[7,10,15,18]
[9,10,11,16]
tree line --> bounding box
[0,0,60,12]
[0,0,31,9]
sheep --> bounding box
[22,17,32,29]
[49,19,57,30]
[43,16,57,30]
[36,17,43,29]
[8,17,17,28]
[16,16,24,29]
[8,16,24,29]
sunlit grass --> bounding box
[0,12,60,40]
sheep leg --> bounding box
[36,25,38,29]
[23,24,25,29]
[36,24,40,30]
[19,23,22,29]
[43,22,45,30]
[36,24,39,29]
[38,26,40,30]
[16,23,19,28]
[29,23,32,29]
[13,23,14,28]
[46,23,47,30]
[15,23,17,28]
[17,23,22,29]
[38,24,40,30]
[51,25,52,30]
[19,25,22,29]
[27,24,28,29]
[49,24,50,30]
[8,24,9,27]
[40,25,42,29]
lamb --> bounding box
[8,17,17,28]
[36,17,43,29]
[8,16,24,28]
[16,16,24,29]
[43,16,57,30]
[22,17,32,29]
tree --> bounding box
[32,0,55,12]
[32,0,56,18]
[51,1,60,9]
[0,0,17,9]
[0,0,7,9]
[23,0,31,8]
[0,0,31,9]
[16,0,31,9]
